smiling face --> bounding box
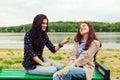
[41,19,48,31]
[79,23,89,35]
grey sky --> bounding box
[0,0,120,27]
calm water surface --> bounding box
[0,32,120,49]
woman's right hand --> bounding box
[42,62,52,66]
[61,36,71,45]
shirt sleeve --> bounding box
[45,37,56,53]
[24,32,37,58]
[70,42,78,60]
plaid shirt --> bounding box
[22,31,56,70]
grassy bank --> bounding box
[0,48,120,80]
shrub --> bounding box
[2,60,14,65]
[51,56,64,60]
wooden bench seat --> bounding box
[0,61,110,80]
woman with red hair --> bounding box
[53,21,101,80]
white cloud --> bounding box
[0,0,120,27]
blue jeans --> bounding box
[26,57,63,75]
[53,66,86,80]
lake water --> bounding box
[0,32,120,49]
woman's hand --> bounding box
[55,70,62,78]
[56,66,69,78]
[61,36,70,45]
[42,62,52,66]
[55,36,70,51]
[71,63,76,66]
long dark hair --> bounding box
[74,21,101,61]
[29,14,48,52]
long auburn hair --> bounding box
[74,21,101,61]
[29,14,48,52]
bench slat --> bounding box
[0,69,52,79]
[0,69,104,80]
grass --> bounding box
[51,56,64,60]
[0,48,120,79]
[0,48,23,69]
[96,49,120,80]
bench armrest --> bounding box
[95,61,110,80]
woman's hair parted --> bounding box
[29,14,48,52]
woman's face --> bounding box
[41,19,48,31]
[79,23,89,35]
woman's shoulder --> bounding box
[92,40,101,48]
[93,40,100,44]
[24,31,31,39]
[25,31,31,36]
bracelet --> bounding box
[58,43,63,48]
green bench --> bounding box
[0,61,110,80]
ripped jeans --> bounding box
[53,66,86,80]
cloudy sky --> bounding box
[0,0,120,27]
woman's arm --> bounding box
[45,37,70,52]
[54,41,66,51]
[55,36,70,51]
[24,32,37,58]
[33,56,52,66]
[33,56,44,65]
[68,42,78,66]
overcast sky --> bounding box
[0,0,120,27]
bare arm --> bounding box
[33,56,52,66]
[55,42,63,51]
[55,37,70,51]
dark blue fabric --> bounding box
[78,41,86,56]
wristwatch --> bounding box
[58,43,63,48]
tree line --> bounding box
[0,21,120,32]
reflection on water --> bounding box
[0,32,120,49]
[96,33,120,43]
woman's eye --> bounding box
[82,25,86,27]
[42,22,45,24]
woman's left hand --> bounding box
[61,36,70,45]
[55,70,62,78]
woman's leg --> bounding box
[43,57,64,70]
[27,65,57,75]
[53,73,60,80]
[53,66,86,80]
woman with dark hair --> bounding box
[22,14,69,75]
[53,21,101,80]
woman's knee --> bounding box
[27,66,57,75]
[48,67,57,75]
[53,73,60,80]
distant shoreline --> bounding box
[0,32,120,33]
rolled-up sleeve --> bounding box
[24,32,37,57]
[45,37,56,53]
